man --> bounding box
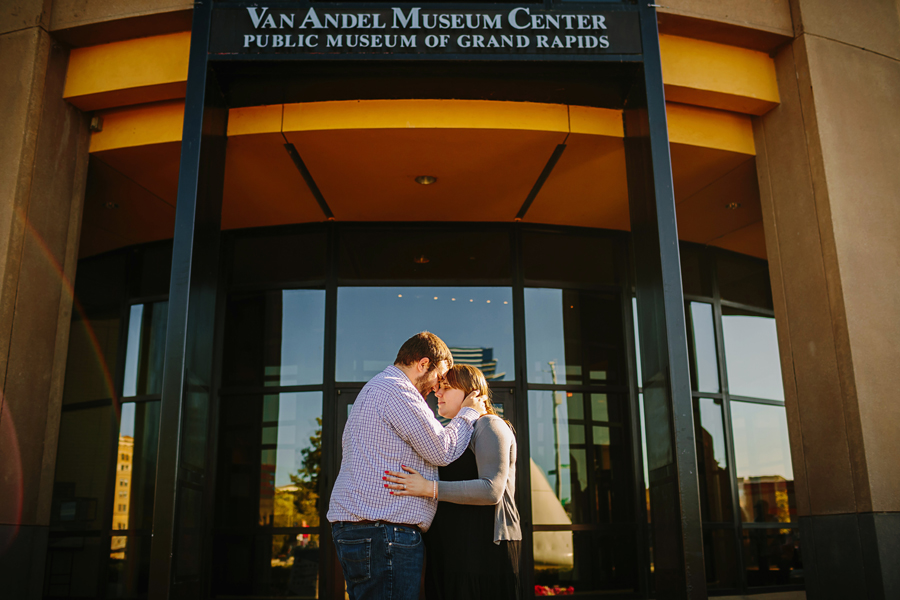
[328,332,483,600]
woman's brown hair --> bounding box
[443,365,513,431]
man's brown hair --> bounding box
[394,332,453,372]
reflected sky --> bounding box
[336,287,513,382]
[123,305,143,398]
[690,303,720,393]
[122,302,167,398]
[262,392,322,488]
[632,298,642,388]
[528,390,573,509]
[638,393,648,490]
[731,401,793,481]
[120,402,135,437]
[524,289,566,384]
[722,313,784,401]
[277,290,325,386]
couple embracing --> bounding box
[328,332,522,600]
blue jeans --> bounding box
[332,521,424,600]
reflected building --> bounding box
[739,476,793,525]
[449,346,506,380]
[110,435,134,559]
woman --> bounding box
[384,365,521,599]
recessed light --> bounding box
[415,175,437,185]
[398,294,402,298]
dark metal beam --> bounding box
[515,143,567,220]
[623,5,707,599]
[149,0,227,596]
[284,142,335,220]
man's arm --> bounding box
[380,388,478,467]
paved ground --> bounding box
[719,592,806,600]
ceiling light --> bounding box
[415,176,437,185]
[726,202,742,210]
[414,255,430,264]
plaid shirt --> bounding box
[327,365,478,531]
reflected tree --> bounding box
[290,417,322,531]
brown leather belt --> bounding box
[348,520,422,533]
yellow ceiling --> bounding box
[285,127,567,222]
[81,99,767,260]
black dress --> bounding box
[424,448,521,600]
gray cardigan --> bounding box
[437,415,522,543]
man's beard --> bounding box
[413,371,435,398]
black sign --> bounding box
[210,5,642,57]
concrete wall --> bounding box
[50,0,192,47]
[0,2,89,596]
[657,0,793,52]
[755,0,900,597]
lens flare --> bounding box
[0,401,23,554]
[0,208,121,553]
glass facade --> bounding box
[47,226,798,598]
[637,243,802,592]
[47,244,170,599]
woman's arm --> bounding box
[384,416,514,505]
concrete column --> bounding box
[754,1,900,598]
[0,2,90,596]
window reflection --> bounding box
[217,393,323,529]
[336,287,513,382]
[632,298,642,388]
[108,534,151,598]
[703,528,739,589]
[111,401,160,534]
[688,302,719,393]
[680,243,713,298]
[522,231,619,286]
[45,536,103,597]
[743,528,803,587]
[212,533,320,598]
[717,252,773,310]
[638,393,649,522]
[122,302,168,397]
[338,228,510,281]
[731,402,795,523]
[533,531,637,596]
[51,406,114,532]
[528,391,631,525]
[232,231,326,287]
[525,289,625,385]
[693,398,733,522]
[529,390,579,523]
[722,307,783,400]
[223,290,326,387]
[62,312,120,405]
